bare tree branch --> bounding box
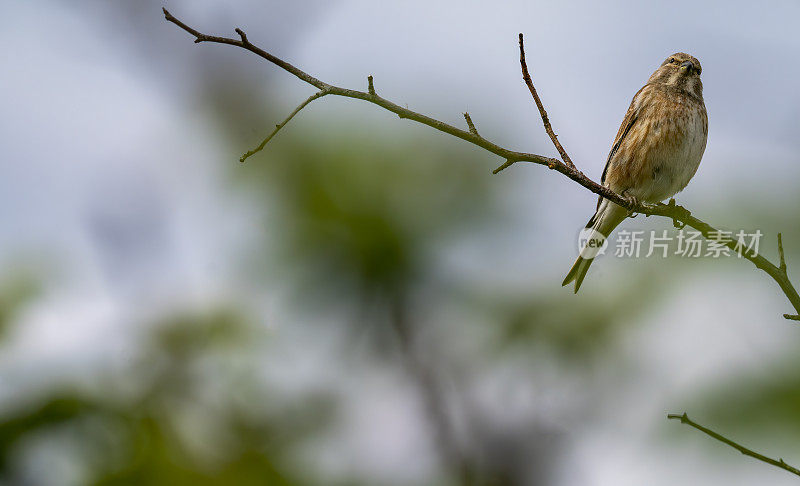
[667,413,800,478]
[162,9,800,319]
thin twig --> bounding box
[667,413,800,477]
[784,314,800,321]
[163,9,800,319]
[517,33,575,170]
[163,8,329,90]
[463,112,480,137]
[492,159,515,174]
[240,89,329,162]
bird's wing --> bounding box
[597,85,648,210]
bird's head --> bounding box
[648,52,703,98]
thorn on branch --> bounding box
[463,112,480,137]
[367,75,376,96]
[667,412,690,423]
[493,159,515,174]
[778,233,787,275]
[235,27,249,45]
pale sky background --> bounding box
[1,1,799,485]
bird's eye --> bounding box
[669,57,677,64]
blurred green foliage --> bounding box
[2,17,798,483]
[695,355,800,451]
[0,307,338,485]
[241,132,497,298]
[466,273,660,363]
[0,122,634,485]
[0,272,38,339]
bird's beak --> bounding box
[680,60,694,72]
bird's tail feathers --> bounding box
[561,255,594,293]
[562,199,627,293]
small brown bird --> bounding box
[563,53,708,292]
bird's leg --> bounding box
[621,189,640,218]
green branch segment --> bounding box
[667,413,800,478]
